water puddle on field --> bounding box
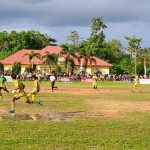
[0,111,105,122]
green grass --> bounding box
[0,117,150,150]
[0,81,150,149]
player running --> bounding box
[27,75,42,105]
[8,74,31,113]
[132,74,142,92]
[0,73,9,98]
[92,72,98,93]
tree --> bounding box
[12,61,21,75]
[79,17,107,56]
[110,56,134,75]
[23,51,41,68]
[66,31,80,46]
[61,44,80,75]
[105,40,124,63]
[0,30,57,60]
[42,51,58,73]
[0,31,10,51]
[79,49,97,71]
[125,36,142,57]
[55,65,62,73]
[0,62,4,73]
[125,36,142,74]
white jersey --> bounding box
[50,75,56,82]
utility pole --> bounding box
[144,57,147,76]
[134,49,137,74]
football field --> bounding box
[0,81,150,150]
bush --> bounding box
[55,65,62,73]
[0,62,4,73]
[25,64,36,73]
[12,61,21,75]
[146,67,150,76]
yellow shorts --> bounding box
[93,82,97,87]
[30,90,38,95]
[135,82,140,87]
[14,90,28,101]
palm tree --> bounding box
[23,51,41,68]
[80,50,97,75]
[61,44,80,75]
[42,51,58,73]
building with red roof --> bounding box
[1,46,112,75]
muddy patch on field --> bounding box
[0,111,106,122]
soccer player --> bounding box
[0,73,9,98]
[92,72,98,93]
[27,75,42,105]
[8,74,31,113]
[50,71,58,92]
[132,74,142,92]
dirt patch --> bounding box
[0,107,8,114]
[37,87,130,96]
[86,99,150,117]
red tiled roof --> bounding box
[2,49,41,65]
[41,46,62,54]
[2,46,61,65]
[1,46,112,67]
[73,56,112,67]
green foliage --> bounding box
[91,17,107,35]
[66,31,80,46]
[42,51,58,73]
[0,62,4,73]
[61,44,80,74]
[23,51,41,64]
[12,61,21,75]
[110,56,134,74]
[42,51,58,67]
[25,64,36,73]
[55,65,62,73]
[146,67,150,76]
[25,64,32,73]
[95,40,125,63]
[125,36,142,56]
[0,30,56,60]
[79,17,107,56]
[137,63,144,75]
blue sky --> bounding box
[0,0,150,47]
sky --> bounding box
[0,0,150,47]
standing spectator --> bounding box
[41,70,46,80]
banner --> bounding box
[139,79,150,84]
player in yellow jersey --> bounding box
[27,75,42,105]
[132,74,142,92]
[92,72,98,93]
[0,73,9,98]
[9,74,31,113]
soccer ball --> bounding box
[11,90,16,94]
